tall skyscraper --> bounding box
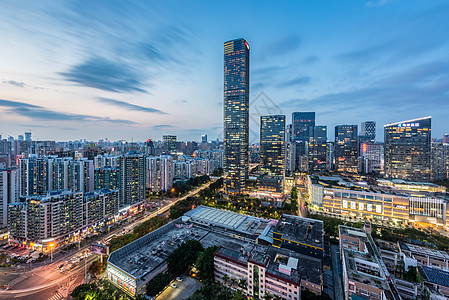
[202,134,208,144]
[145,139,155,156]
[384,117,431,181]
[308,126,328,171]
[431,141,448,181]
[118,154,146,205]
[260,115,286,177]
[259,115,285,195]
[223,38,249,194]
[335,125,358,173]
[25,131,32,141]
[360,121,376,143]
[0,168,18,229]
[162,135,177,155]
[292,112,315,142]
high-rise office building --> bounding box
[259,115,285,195]
[431,141,449,181]
[360,121,376,143]
[308,126,328,171]
[202,135,208,144]
[260,115,286,177]
[162,135,177,155]
[145,139,155,156]
[335,125,358,173]
[118,154,146,205]
[359,143,384,174]
[25,132,32,141]
[223,38,249,194]
[292,112,315,142]
[384,116,431,182]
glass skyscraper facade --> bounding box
[308,125,328,171]
[360,121,376,143]
[384,116,431,182]
[292,112,315,142]
[223,38,249,194]
[335,125,358,173]
[260,115,286,177]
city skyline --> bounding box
[1,1,449,142]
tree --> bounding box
[146,272,171,297]
[167,240,204,275]
[196,246,219,281]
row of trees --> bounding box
[108,215,168,252]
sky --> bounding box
[0,0,448,142]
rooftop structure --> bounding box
[183,205,270,240]
[273,214,324,258]
[107,206,324,298]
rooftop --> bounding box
[420,266,449,287]
[108,219,256,289]
[273,214,324,249]
[184,205,270,239]
[400,242,449,261]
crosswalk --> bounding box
[48,291,65,300]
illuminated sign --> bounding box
[394,205,407,210]
[350,202,356,210]
[343,200,348,209]
[107,264,136,297]
[397,123,419,128]
[91,244,109,256]
[359,203,364,211]
[367,204,373,212]
[376,205,382,214]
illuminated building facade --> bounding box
[292,112,315,142]
[162,135,177,155]
[335,125,358,173]
[0,168,18,229]
[384,116,431,182]
[308,126,328,171]
[118,155,146,205]
[308,176,449,229]
[95,166,120,191]
[359,143,384,174]
[8,189,119,250]
[223,38,249,194]
[431,141,449,181]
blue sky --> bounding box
[0,0,448,142]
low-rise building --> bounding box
[339,225,401,300]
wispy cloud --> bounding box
[59,57,149,93]
[153,124,174,130]
[277,76,311,88]
[0,99,136,124]
[98,98,166,114]
[2,80,25,88]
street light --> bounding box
[49,242,55,263]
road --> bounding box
[0,178,218,299]
[330,244,344,300]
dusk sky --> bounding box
[1,0,448,142]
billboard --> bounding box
[91,243,109,256]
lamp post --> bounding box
[49,242,55,263]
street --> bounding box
[0,178,218,299]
